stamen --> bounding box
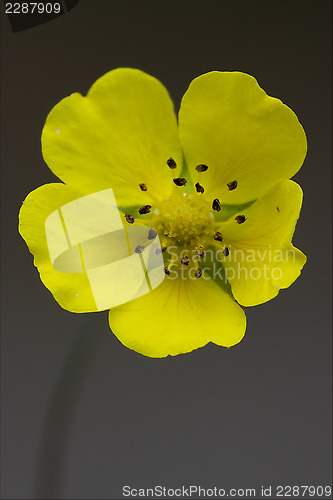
[167,157,177,169]
[195,267,203,279]
[212,199,221,212]
[148,228,157,240]
[195,182,205,193]
[124,214,135,224]
[181,255,190,266]
[227,180,238,191]
[223,247,229,257]
[173,177,187,187]
[235,215,246,224]
[214,231,223,242]
[155,245,167,255]
[138,205,152,215]
[139,183,148,191]
[164,254,178,275]
[196,245,205,258]
[195,164,208,172]
[135,244,145,254]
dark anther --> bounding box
[135,244,145,254]
[195,182,205,193]
[139,183,148,191]
[164,266,170,275]
[148,228,157,240]
[181,255,190,266]
[195,164,208,172]
[155,245,167,255]
[214,231,223,242]
[167,157,177,169]
[124,214,135,224]
[212,198,221,212]
[223,247,229,257]
[173,177,187,187]
[138,205,152,215]
[227,180,238,191]
[276,206,280,212]
[195,267,203,279]
[196,245,205,258]
[235,215,246,224]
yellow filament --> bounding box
[166,254,178,270]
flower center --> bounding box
[123,158,245,278]
[153,193,214,248]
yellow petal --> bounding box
[179,71,307,204]
[219,180,306,306]
[19,184,167,313]
[42,68,182,206]
[109,274,246,357]
[19,183,98,312]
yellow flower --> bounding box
[19,68,307,357]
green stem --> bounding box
[35,312,106,499]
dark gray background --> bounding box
[1,1,332,499]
